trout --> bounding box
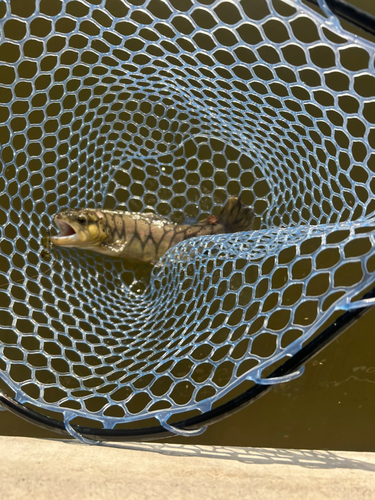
[50,197,255,264]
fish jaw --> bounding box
[51,211,110,249]
[50,218,83,247]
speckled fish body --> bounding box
[50,197,255,264]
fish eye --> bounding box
[77,216,86,224]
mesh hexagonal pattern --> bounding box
[0,0,375,435]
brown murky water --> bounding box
[1,299,375,451]
[0,0,375,451]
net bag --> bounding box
[0,0,375,441]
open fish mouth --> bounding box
[50,217,81,247]
[55,219,76,237]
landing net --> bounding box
[0,0,375,439]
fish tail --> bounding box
[217,196,255,233]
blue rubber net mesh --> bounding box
[0,0,375,434]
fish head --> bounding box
[51,209,109,249]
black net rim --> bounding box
[306,0,375,36]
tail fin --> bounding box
[218,196,255,233]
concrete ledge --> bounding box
[0,437,375,499]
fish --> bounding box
[50,197,255,264]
